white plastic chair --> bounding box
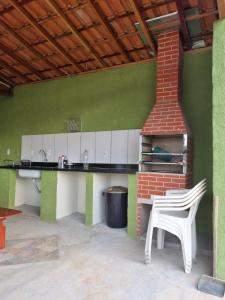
[145,179,207,273]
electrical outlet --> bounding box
[6,148,11,156]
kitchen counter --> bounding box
[0,162,138,239]
[0,162,138,174]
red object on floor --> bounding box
[0,208,22,249]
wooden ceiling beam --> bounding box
[217,0,225,18]
[86,0,132,62]
[0,85,14,97]
[146,10,218,33]
[4,46,146,74]
[0,58,30,83]
[8,0,82,73]
[128,0,156,56]
[0,73,14,87]
[5,10,217,60]
[175,0,192,49]
[0,42,44,80]
[0,0,174,19]
[45,0,106,68]
[0,18,65,77]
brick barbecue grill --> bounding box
[136,29,192,238]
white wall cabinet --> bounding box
[21,135,32,160]
[111,130,128,164]
[21,129,140,164]
[128,129,140,164]
[31,135,43,162]
[54,133,68,162]
[95,131,111,164]
[68,132,81,163]
[80,132,96,163]
[43,134,55,162]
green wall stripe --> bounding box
[85,173,93,226]
[40,171,57,221]
[127,174,137,239]
[0,169,16,208]
[213,19,225,280]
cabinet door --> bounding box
[68,132,81,163]
[128,129,140,164]
[80,132,95,163]
[43,134,55,162]
[31,135,43,162]
[95,131,111,163]
[54,133,68,162]
[21,135,32,160]
[111,130,128,164]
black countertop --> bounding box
[0,162,138,174]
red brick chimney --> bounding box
[136,29,192,238]
[142,30,189,135]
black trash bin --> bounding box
[105,186,128,228]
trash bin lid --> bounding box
[105,186,128,194]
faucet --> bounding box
[39,149,48,162]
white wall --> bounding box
[56,172,86,219]
[92,173,128,225]
[92,174,111,225]
[15,176,41,207]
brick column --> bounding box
[136,29,192,239]
[142,30,189,135]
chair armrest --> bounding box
[166,189,190,196]
[151,193,188,201]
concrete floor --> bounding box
[0,205,217,300]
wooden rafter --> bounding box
[128,0,156,56]
[0,18,65,77]
[0,42,44,80]
[9,10,217,57]
[8,0,82,73]
[175,0,192,49]
[86,0,132,62]
[0,57,30,83]
[0,73,14,87]
[217,0,225,18]
[45,0,106,68]
[0,0,216,86]
[0,89,13,97]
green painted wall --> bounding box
[183,50,213,234]
[0,169,16,208]
[0,50,213,233]
[85,173,93,226]
[127,174,138,239]
[0,62,156,161]
[213,19,225,280]
[40,171,57,221]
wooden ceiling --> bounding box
[0,0,219,94]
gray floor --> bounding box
[0,205,217,300]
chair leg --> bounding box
[145,216,154,265]
[157,229,165,250]
[191,219,197,259]
[181,228,192,273]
